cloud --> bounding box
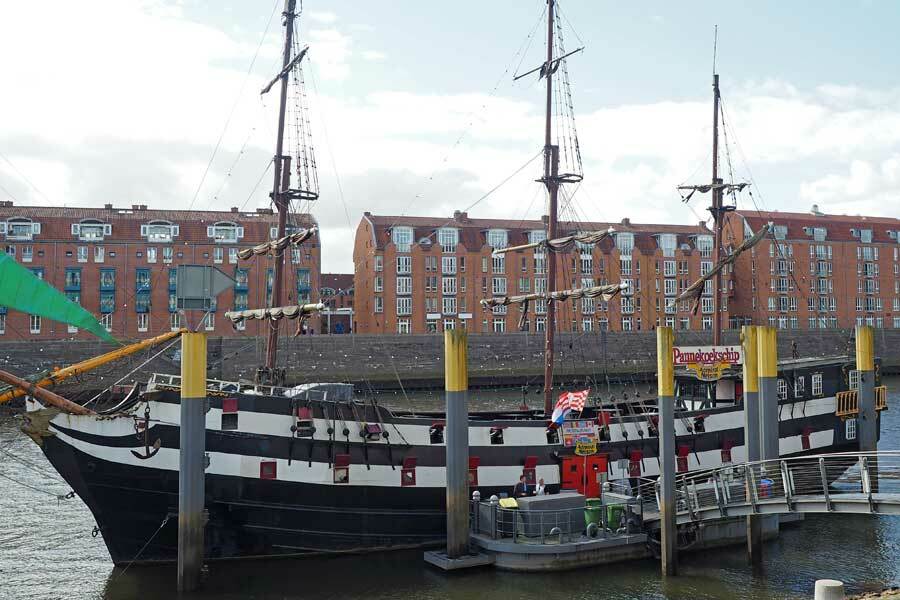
[361,50,387,62]
[2,0,899,275]
[308,11,338,25]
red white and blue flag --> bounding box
[551,389,589,425]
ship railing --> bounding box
[146,372,287,398]
[650,451,900,521]
[835,386,888,418]
[470,499,642,545]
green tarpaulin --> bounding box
[0,251,115,342]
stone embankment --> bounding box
[0,329,897,392]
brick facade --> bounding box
[353,211,728,334]
[354,208,900,335]
[0,202,320,340]
[320,273,353,334]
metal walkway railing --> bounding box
[647,451,900,525]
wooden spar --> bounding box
[491,227,615,255]
[0,328,186,405]
[711,71,723,345]
[542,0,558,416]
[226,303,324,324]
[0,369,94,415]
[260,46,308,96]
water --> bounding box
[1,380,898,600]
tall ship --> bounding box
[3,1,885,564]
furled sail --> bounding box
[0,251,114,341]
[669,223,771,313]
[491,227,615,255]
[238,226,317,260]
[224,303,324,324]
[482,282,627,330]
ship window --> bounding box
[812,373,823,396]
[777,379,788,400]
[845,419,857,440]
[401,457,417,487]
[546,427,559,444]
[221,397,238,431]
[259,460,277,480]
[489,427,505,445]
[334,454,350,484]
[429,422,445,444]
[849,370,859,390]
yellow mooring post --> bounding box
[178,332,207,593]
[444,329,469,559]
[657,326,676,576]
[757,326,779,462]
[741,326,762,568]
[855,325,877,452]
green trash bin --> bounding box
[584,498,603,528]
[607,503,625,529]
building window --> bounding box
[77,246,88,263]
[141,222,178,242]
[203,312,214,331]
[492,254,505,274]
[146,247,157,263]
[213,247,224,264]
[442,256,457,274]
[374,276,384,293]
[615,232,634,255]
[170,312,181,331]
[849,370,859,390]
[397,319,411,334]
[845,419,857,441]
[396,276,412,295]
[396,297,412,316]
[374,255,383,272]
[696,235,713,257]
[491,277,507,296]
[621,317,633,331]
[207,222,243,243]
[374,296,383,313]
[4,218,39,240]
[64,268,81,291]
[163,247,173,263]
[391,227,413,252]
[812,373,823,396]
[73,221,111,241]
[29,315,41,334]
[137,313,149,332]
[99,313,112,332]
[492,318,506,333]
[135,269,151,292]
[93,246,104,263]
[658,233,677,257]
[21,245,33,262]
[438,228,458,253]
[0,314,5,334]
[296,269,311,303]
[442,296,457,315]
[794,376,805,398]
[397,256,412,274]
[486,229,508,249]
[442,277,457,295]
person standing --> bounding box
[513,475,528,498]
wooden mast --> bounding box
[711,70,723,345]
[542,0,560,415]
[264,0,297,373]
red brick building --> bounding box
[320,273,353,334]
[354,207,900,335]
[728,207,900,330]
[353,211,728,334]
[0,201,319,340]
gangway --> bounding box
[643,451,900,526]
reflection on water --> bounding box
[0,379,897,600]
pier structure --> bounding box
[856,325,877,452]
[656,327,677,576]
[741,325,763,567]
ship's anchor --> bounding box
[132,404,161,460]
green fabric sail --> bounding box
[0,251,115,342]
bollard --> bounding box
[813,579,845,600]
[742,325,762,568]
[757,327,779,462]
[178,332,207,593]
[444,329,469,559]
[657,327,677,576]
[855,325,877,452]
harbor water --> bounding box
[0,379,897,600]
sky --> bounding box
[1,0,899,273]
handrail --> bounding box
[875,386,888,411]
[836,390,858,418]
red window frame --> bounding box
[401,456,417,487]
[468,456,480,487]
[260,460,277,480]
[334,453,350,484]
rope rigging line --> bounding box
[0,469,72,500]
[187,0,282,212]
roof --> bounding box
[320,273,353,292]
[738,209,900,244]
[362,212,711,253]
[0,203,317,244]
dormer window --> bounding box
[804,226,827,241]
[486,229,508,250]
[528,230,547,245]
[695,234,713,257]
[615,232,634,255]
[141,221,179,243]
[391,226,413,252]
[773,225,788,240]
[269,225,305,239]
[207,221,243,243]
[437,227,458,253]
[1,218,40,241]
[657,233,677,257]
[859,229,873,244]
[72,220,111,241]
